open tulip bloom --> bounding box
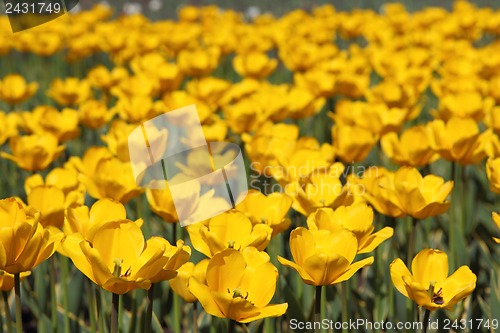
[188,247,287,323]
[390,249,476,311]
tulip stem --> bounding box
[111,293,119,333]
[2,291,13,333]
[193,302,198,333]
[342,282,348,333]
[422,309,430,333]
[144,284,154,333]
[87,280,97,333]
[228,319,236,333]
[407,217,418,267]
[314,286,322,333]
[14,273,22,333]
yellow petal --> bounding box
[390,258,412,298]
[188,277,225,318]
[332,256,374,284]
[411,249,448,288]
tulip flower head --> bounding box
[390,249,476,311]
[188,247,288,323]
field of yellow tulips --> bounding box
[0,1,500,332]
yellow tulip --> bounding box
[185,77,231,111]
[294,69,336,98]
[242,122,299,176]
[47,77,92,106]
[177,47,220,77]
[364,167,453,219]
[78,100,115,129]
[111,74,159,99]
[332,100,410,136]
[146,179,230,226]
[87,65,129,92]
[233,52,278,79]
[188,248,287,323]
[130,53,183,93]
[486,157,500,193]
[381,125,439,167]
[485,106,500,136]
[427,117,488,165]
[0,111,19,145]
[433,92,493,121]
[332,124,377,163]
[22,106,80,142]
[288,164,353,216]
[492,212,500,243]
[170,259,209,303]
[307,204,394,254]
[0,133,65,171]
[163,90,212,123]
[112,95,164,123]
[278,227,374,286]
[63,199,143,238]
[236,190,292,237]
[187,210,272,258]
[390,249,476,311]
[0,74,38,105]
[84,156,144,204]
[0,198,62,274]
[62,220,190,294]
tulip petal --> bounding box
[333,256,374,284]
[411,249,448,288]
[239,303,288,323]
[441,266,476,307]
[188,277,225,318]
[390,258,412,298]
[358,227,394,254]
[277,256,316,285]
[206,249,246,292]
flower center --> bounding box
[227,287,248,300]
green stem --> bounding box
[111,293,119,333]
[422,309,430,333]
[173,288,181,333]
[315,286,322,333]
[2,291,12,333]
[342,282,348,333]
[50,259,58,333]
[193,302,198,333]
[407,217,418,267]
[111,259,122,333]
[228,319,236,333]
[87,280,97,333]
[14,273,22,333]
[144,284,154,333]
[60,256,70,333]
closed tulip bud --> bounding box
[332,124,377,163]
[0,198,63,274]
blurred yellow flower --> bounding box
[278,227,374,286]
[307,204,393,254]
[233,52,278,79]
[0,111,19,145]
[390,249,476,311]
[22,106,80,142]
[78,100,115,129]
[170,259,209,303]
[177,47,220,76]
[486,157,500,193]
[0,198,62,274]
[433,92,493,121]
[47,77,92,106]
[187,210,272,258]
[332,124,377,163]
[236,190,292,237]
[62,219,190,294]
[188,247,287,323]
[428,117,488,165]
[381,125,439,167]
[0,133,65,171]
[364,167,453,219]
[87,65,129,92]
[0,271,31,291]
[0,74,38,105]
